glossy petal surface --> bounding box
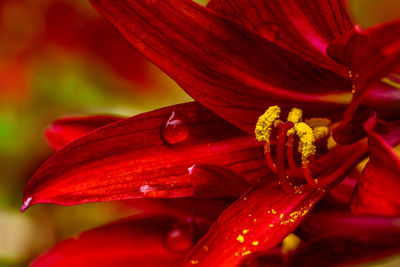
[45,115,122,150]
[90,0,351,134]
[32,215,193,267]
[207,0,351,74]
[22,102,267,210]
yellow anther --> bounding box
[294,122,316,158]
[255,106,281,142]
[304,118,331,128]
[313,126,329,140]
[287,108,303,124]
[287,108,303,135]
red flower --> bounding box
[22,0,400,266]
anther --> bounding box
[255,106,331,193]
[255,106,281,142]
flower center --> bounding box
[255,106,331,194]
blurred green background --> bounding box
[0,0,399,266]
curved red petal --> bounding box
[351,115,400,216]
[22,102,268,210]
[183,181,324,267]
[45,115,123,150]
[31,215,194,267]
[207,0,351,74]
[328,20,400,142]
[89,0,351,134]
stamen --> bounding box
[255,106,281,142]
[313,126,330,140]
[286,134,300,177]
[293,122,316,158]
[255,105,333,194]
[276,123,294,194]
[287,108,303,135]
[302,158,317,187]
[264,143,277,173]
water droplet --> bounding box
[165,222,194,252]
[161,110,189,145]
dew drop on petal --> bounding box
[165,222,194,252]
[161,109,189,145]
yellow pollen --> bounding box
[191,260,199,264]
[236,234,245,243]
[243,229,249,234]
[313,126,329,140]
[294,122,316,158]
[241,251,252,256]
[305,118,330,128]
[255,106,281,142]
[287,107,303,135]
[252,241,259,246]
[287,107,303,124]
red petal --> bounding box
[183,181,324,267]
[45,115,122,150]
[89,0,351,134]
[351,115,400,216]
[32,215,194,267]
[288,230,400,267]
[328,21,400,142]
[324,168,359,205]
[189,164,251,199]
[298,207,400,240]
[22,102,268,210]
[207,0,351,74]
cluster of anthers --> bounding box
[255,106,332,194]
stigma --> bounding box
[255,106,330,194]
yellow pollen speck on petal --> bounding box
[236,234,245,243]
[294,122,316,158]
[255,106,281,142]
[269,224,274,227]
[241,251,252,256]
[235,252,239,257]
[191,260,199,264]
[243,229,249,235]
[252,241,259,246]
[280,213,284,219]
[271,209,276,214]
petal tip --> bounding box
[20,196,33,212]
